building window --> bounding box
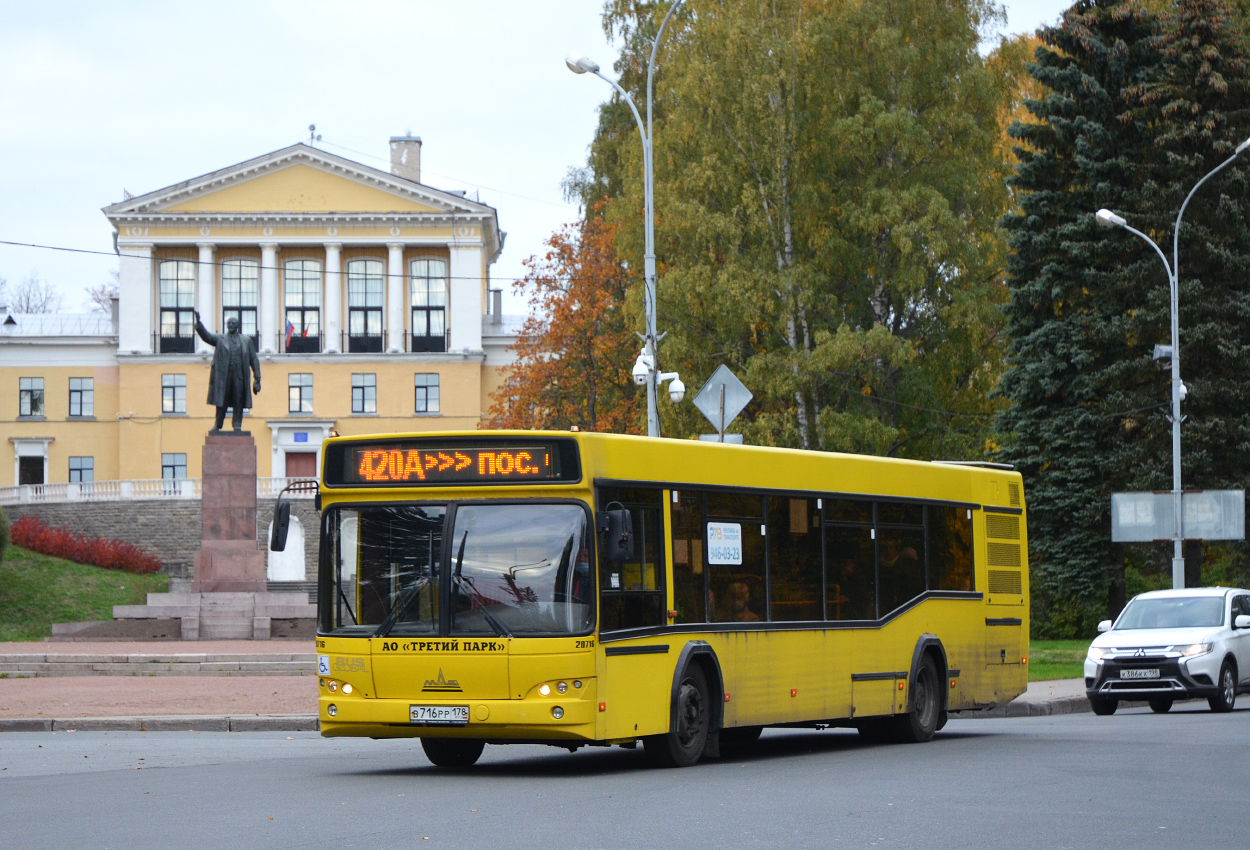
[410,258,447,352]
[19,377,44,417]
[284,259,322,353]
[162,374,187,414]
[69,456,94,483]
[159,260,196,353]
[69,377,94,417]
[347,258,384,352]
[222,258,259,345]
[289,373,313,414]
[351,373,377,414]
[161,453,187,479]
[414,373,440,414]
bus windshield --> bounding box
[449,504,594,637]
[324,502,593,637]
[1115,596,1225,630]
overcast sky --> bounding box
[0,0,1071,315]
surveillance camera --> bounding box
[668,378,685,404]
[632,356,649,386]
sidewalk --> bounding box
[0,636,1097,731]
[0,640,319,732]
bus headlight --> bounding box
[539,684,551,696]
[342,683,353,694]
[327,704,338,717]
[551,706,564,719]
[557,682,568,694]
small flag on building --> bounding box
[284,320,295,347]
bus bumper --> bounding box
[318,693,598,741]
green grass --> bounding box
[1029,639,1090,682]
[0,546,168,642]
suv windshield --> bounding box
[322,502,593,637]
[1115,596,1225,630]
[450,504,593,636]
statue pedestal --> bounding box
[192,434,266,594]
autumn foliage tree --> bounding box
[487,210,644,433]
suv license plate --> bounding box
[1119,669,1160,679]
[410,705,469,725]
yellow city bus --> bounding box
[274,430,1028,768]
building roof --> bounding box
[0,311,116,337]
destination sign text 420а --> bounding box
[351,446,554,484]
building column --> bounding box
[259,243,279,353]
[448,244,483,353]
[324,243,342,353]
[196,242,216,353]
[386,242,405,353]
[117,243,154,353]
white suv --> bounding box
[1084,587,1250,715]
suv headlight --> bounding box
[1171,643,1213,657]
[1087,646,1113,662]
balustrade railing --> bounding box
[0,477,316,505]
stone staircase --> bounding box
[113,591,317,640]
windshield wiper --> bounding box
[452,530,511,638]
[374,575,430,638]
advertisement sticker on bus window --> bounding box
[707,522,743,565]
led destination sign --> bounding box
[348,445,556,485]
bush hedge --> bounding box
[10,515,161,574]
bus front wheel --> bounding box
[645,665,710,768]
[421,738,485,768]
[892,654,941,744]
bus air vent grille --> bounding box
[986,542,1022,568]
[1008,482,1021,507]
[985,514,1020,540]
[988,569,1023,595]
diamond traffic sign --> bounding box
[692,365,752,437]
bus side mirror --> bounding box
[270,500,291,552]
[597,506,634,562]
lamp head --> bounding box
[1096,208,1126,229]
[565,53,600,75]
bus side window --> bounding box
[927,506,973,592]
[597,487,666,632]
[825,514,875,620]
[877,501,925,616]
[671,490,707,624]
[767,497,821,621]
[707,493,766,624]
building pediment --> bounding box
[102,144,495,221]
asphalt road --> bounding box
[2,703,1247,850]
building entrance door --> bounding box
[18,457,43,485]
[285,451,317,478]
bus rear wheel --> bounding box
[421,738,485,768]
[892,655,941,744]
[645,665,710,768]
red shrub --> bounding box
[11,515,161,574]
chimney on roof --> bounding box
[390,135,422,183]
[109,296,120,331]
[490,289,503,327]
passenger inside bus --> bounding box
[711,581,761,622]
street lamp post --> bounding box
[567,0,685,437]
[1096,136,1250,589]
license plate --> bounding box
[1119,669,1160,679]
[410,705,469,725]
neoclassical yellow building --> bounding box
[1,138,518,488]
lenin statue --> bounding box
[193,309,262,432]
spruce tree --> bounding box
[998,0,1167,636]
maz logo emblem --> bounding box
[422,669,462,693]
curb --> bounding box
[0,714,319,733]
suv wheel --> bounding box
[1208,661,1237,713]
[1089,696,1117,716]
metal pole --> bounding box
[1110,144,1244,588]
[718,384,725,442]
